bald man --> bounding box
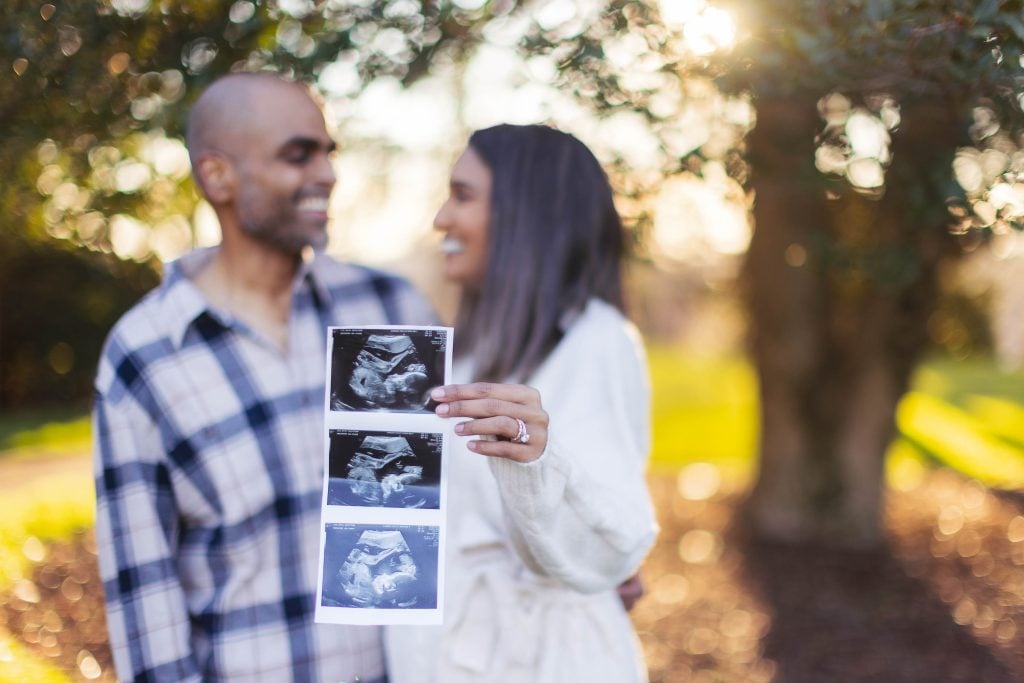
[93,73,434,682]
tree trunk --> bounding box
[743,96,962,547]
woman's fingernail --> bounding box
[431,387,445,399]
[467,440,478,451]
[436,404,449,416]
[454,422,464,434]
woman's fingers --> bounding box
[438,398,543,421]
[432,383,545,425]
[467,436,546,462]
[432,383,548,462]
[431,382,541,408]
[454,415,535,440]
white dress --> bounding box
[385,299,657,683]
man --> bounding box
[93,73,434,682]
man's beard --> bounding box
[238,202,328,255]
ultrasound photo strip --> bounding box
[317,325,453,626]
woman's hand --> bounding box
[431,383,548,462]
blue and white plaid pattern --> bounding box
[94,248,434,682]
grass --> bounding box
[898,392,1024,487]
[0,406,96,596]
[0,408,91,461]
[912,356,1024,406]
[647,347,1024,490]
[647,346,757,480]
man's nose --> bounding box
[313,152,337,188]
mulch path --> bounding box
[1,532,115,681]
[636,469,1024,682]
[5,468,1024,682]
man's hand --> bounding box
[617,572,644,611]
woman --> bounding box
[385,124,656,682]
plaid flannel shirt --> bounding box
[93,248,435,682]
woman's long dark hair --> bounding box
[456,124,625,382]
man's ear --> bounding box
[195,153,235,204]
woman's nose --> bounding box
[433,202,451,232]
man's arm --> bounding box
[94,388,202,682]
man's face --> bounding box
[230,86,338,255]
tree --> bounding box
[5,0,1023,544]
[723,0,1023,545]
[518,0,1024,545]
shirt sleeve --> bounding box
[93,359,202,682]
[486,314,658,593]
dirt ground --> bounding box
[4,468,1024,682]
[633,471,1024,682]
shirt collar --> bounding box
[159,247,334,350]
[304,250,336,311]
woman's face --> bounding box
[434,146,491,289]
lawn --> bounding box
[647,348,1024,489]
[0,408,91,465]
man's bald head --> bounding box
[186,73,322,173]
[183,72,338,255]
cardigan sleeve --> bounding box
[487,308,657,593]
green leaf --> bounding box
[791,28,820,55]
[1002,13,1024,43]
[968,24,995,39]
[973,0,1001,23]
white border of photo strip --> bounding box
[315,325,454,626]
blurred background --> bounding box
[2,0,1024,680]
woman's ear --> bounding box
[194,153,235,205]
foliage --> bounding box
[717,0,1024,101]
[0,0,502,255]
[0,232,159,410]
[4,0,1022,263]
[516,0,1024,227]
[0,0,506,409]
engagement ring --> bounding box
[511,418,530,444]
